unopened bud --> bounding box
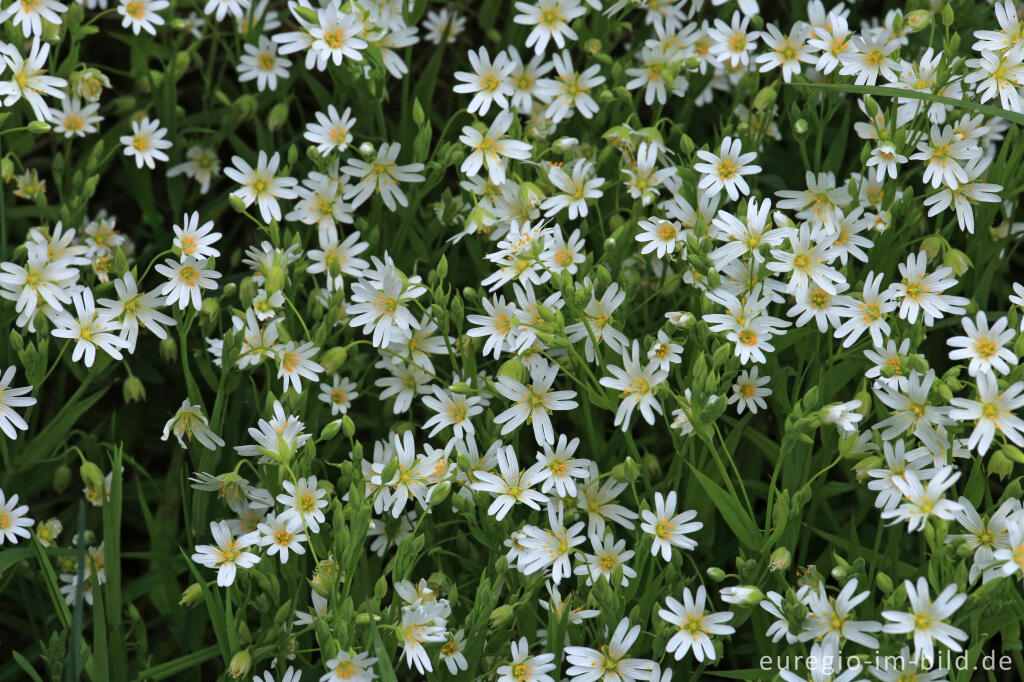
[28,121,52,134]
[429,481,452,506]
[769,547,791,571]
[267,102,289,132]
[720,585,763,606]
[80,461,105,498]
[159,336,178,363]
[489,604,514,628]
[54,465,72,493]
[319,347,348,374]
[228,649,252,679]
[123,375,146,403]
[706,567,727,582]
[320,420,342,441]
[229,194,248,213]
[875,571,894,594]
[179,582,203,606]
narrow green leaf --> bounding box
[790,81,1024,126]
[687,465,762,552]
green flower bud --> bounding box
[943,248,971,277]
[793,118,809,136]
[233,94,258,120]
[752,85,777,113]
[942,3,954,27]
[341,415,356,438]
[988,449,1014,480]
[28,121,52,134]
[320,420,342,441]
[919,234,942,260]
[769,547,791,571]
[319,347,348,374]
[159,336,178,363]
[642,453,661,478]
[80,461,106,500]
[705,567,726,582]
[229,194,248,213]
[53,465,72,493]
[498,357,527,382]
[267,101,289,132]
[9,329,24,352]
[1000,444,1024,465]
[201,296,219,320]
[610,457,639,483]
[179,583,203,606]
[720,585,764,605]
[429,481,452,506]
[228,649,252,679]
[875,571,894,594]
[122,375,146,403]
[905,9,931,31]
[489,604,514,628]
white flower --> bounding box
[513,0,585,55]
[647,330,683,372]
[203,0,248,21]
[0,39,67,121]
[341,142,424,211]
[453,47,515,115]
[422,386,483,440]
[641,491,702,561]
[534,434,591,497]
[256,513,307,563]
[459,110,533,185]
[0,0,67,37]
[161,399,225,450]
[949,373,1024,455]
[318,375,358,416]
[599,340,668,430]
[0,366,36,441]
[993,519,1024,580]
[659,585,735,662]
[225,151,299,224]
[881,578,968,663]
[237,36,291,91]
[155,257,221,310]
[839,34,897,85]
[494,361,578,446]
[540,159,604,220]
[497,637,556,682]
[728,367,771,414]
[277,475,328,532]
[48,97,102,137]
[694,137,761,202]
[910,124,982,190]
[518,502,586,582]
[119,117,172,169]
[0,488,34,544]
[470,444,548,520]
[880,466,962,532]
[565,617,655,682]
[536,50,605,122]
[50,289,126,367]
[309,6,366,68]
[320,652,378,682]
[822,400,863,434]
[946,312,1016,377]
[708,11,758,67]
[890,251,968,326]
[801,578,881,650]
[574,532,637,586]
[117,0,168,35]
[304,105,356,156]
[191,520,260,587]
[347,269,425,348]
[173,211,222,262]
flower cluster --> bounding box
[3,0,1024,681]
